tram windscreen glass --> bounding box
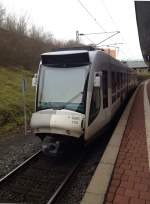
[37,65,89,113]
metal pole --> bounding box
[22,79,27,136]
[79,31,120,36]
[76,30,79,42]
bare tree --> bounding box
[4,14,17,32]
[0,4,5,26]
[16,15,28,36]
[65,39,83,47]
[42,32,53,44]
[0,2,85,70]
[29,25,44,40]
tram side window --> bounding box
[112,72,115,93]
[127,73,129,87]
[123,73,126,88]
[121,73,123,88]
[117,73,119,89]
[89,86,101,124]
[112,72,116,103]
[125,73,128,91]
[119,73,121,90]
[122,73,124,88]
[117,72,120,98]
[102,70,108,108]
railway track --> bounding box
[0,94,131,204]
[0,149,85,204]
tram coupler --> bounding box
[42,137,61,156]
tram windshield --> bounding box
[37,65,89,113]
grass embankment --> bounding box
[0,67,35,136]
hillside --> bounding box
[0,3,84,137]
[0,67,35,136]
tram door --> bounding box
[85,73,101,140]
[102,70,110,121]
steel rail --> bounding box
[0,150,41,183]
[47,153,85,204]
[0,149,85,204]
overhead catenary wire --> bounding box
[96,31,120,45]
[83,35,96,45]
[79,31,120,46]
[98,42,124,47]
[79,31,120,36]
[77,0,106,32]
[77,0,130,60]
[77,1,121,47]
[101,0,119,31]
[78,0,128,58]
[101,0,134,60]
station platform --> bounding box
[81,80,150,204]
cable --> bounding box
[79,31,119,36]
[101,0,118,31]
[77,0,123,50]
[83,35,96,45]
[101,0,135,60]
[96,31,120,45]
[77,0,131,60]
[98,43,124,47]
[77,0,105,32]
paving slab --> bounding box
[81,84,140,204]
[104,80,150,204]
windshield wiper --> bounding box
[59,91,83,110]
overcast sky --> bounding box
[0,0,143,61]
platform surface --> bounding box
[81,80,150,204]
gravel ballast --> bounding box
[0,129,41,178]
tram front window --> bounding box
[37,65,89,113]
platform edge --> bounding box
[80,86,140,204]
